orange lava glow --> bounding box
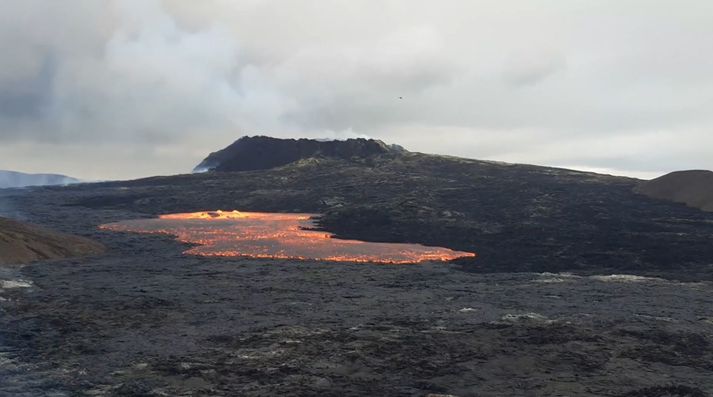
[99,210,476,264]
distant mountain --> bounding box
[635,170,713,212]
[0,217,104,265]
[0,170,80,189]
[193,136,407,172]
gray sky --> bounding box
[1,0,712,180]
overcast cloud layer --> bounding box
[0,0,712,180]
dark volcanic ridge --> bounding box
[193,135,407,172]
[0,170,80,189]
[0,217,104,265]
[636,170,713,212]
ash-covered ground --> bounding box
[2,155,713,396]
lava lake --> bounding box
[100,210,476,264]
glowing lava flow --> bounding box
[99,210,476,264]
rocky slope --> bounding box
[193,136,406,172]
[0,217,104,265]
[0,170,80,189]
[636,170,713,212]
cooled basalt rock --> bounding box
[5,139,713,395]
[193,136,407,172]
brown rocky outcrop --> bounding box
[635,170,713,212]
[0,217,104,265]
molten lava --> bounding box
[100,210,476,264]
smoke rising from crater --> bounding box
[0,0,712,180]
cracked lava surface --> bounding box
[99,210,476,264]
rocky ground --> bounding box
[2,155,713,396]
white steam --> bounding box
[0,0,713,180]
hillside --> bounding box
[636,170,713,212]
[0,217,104,265]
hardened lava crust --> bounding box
[2,151,713,396]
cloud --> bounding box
[0,0,712,180]
[0,54,56,120]
[501,49,565,87]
